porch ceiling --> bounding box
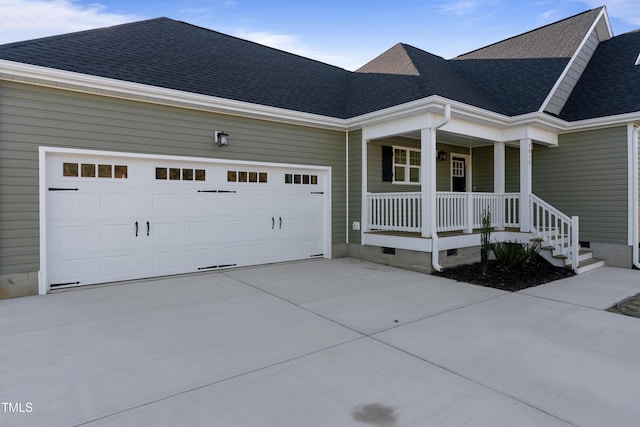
[399,129,495,148]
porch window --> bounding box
[394,147,420,184]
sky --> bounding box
[0,0,638,70]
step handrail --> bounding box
[530,194,579,272]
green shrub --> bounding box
[480,210,492,276]
[492,240,540,270]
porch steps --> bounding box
[533,237,605,274]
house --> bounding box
[1,6,639,298]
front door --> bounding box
[451,157,466,192]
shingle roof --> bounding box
[560,29,640,121]
[0,7,635,122]
[348,43,500,116]
[0,18,352,118]
[455,8,603,60]
[448,8,603,116]
[353,8,602,117]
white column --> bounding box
[361,135,368,236]
[494,142,505,194]
[494,142,506,230]
[421,127,437,237]
[519,138,532,232]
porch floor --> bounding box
[365,228,521,239]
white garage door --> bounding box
[45,151,329,289]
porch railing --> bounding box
[366,192,520,234]
[436,192,520,232]
[530,194,579,270]
[366,191,579,271]
[367,192,422,232]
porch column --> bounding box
[421,127,437,238]
[519,138,532,232]
[494,142,505,230]
[361,136,368,236]
[494,142,505,194]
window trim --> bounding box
[392,145,421,185]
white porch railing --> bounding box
[436,192,520,232]
[365,191,579,271]
[367,192,422,232]
[366,192,520,233]
[530,194,579,270]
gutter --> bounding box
[431,104,452,272]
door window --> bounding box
[452,159,465,177]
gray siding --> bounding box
[365,138,473,193]
[367,137,421,193]
[471,145,493,192]
[505,146,520,193]
[464,145,520,193]
[0,81,346,275]
[533,126,628,244]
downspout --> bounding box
[346,130,349,245]
[632,126,640,269]
[431,104,452,272]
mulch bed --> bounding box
[433,256,575,292]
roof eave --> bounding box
[3,59,594,140]
[0,59,349,131]
[562,111,640,132]
[347,95,568,132]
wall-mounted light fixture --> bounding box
[214,131,229,147]
[437,150,447,161]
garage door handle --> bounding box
[147,221,150,236]
[135,221,139,237]
[279,217,282,229]
[271,217,275,229]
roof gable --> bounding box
[455,7,604,60]
[349,43,500,116]
[356,43,420,76]
[450,8,607,116]
[560,29,640,121]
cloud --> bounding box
[581,0,640,26]
[0,0,137,44]
[234,29,361,70]
[438,1,480,16]
[235,30,301,53]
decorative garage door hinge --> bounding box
[311,191,324,194]
[310,253,324,258]
[197,263,237,270]
[197,190,237,193]
[50,281,81,287]
[48,187,79,191]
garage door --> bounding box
[44,151,329,289]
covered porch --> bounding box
[359,103,582,271]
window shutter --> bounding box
[382,146,393,182]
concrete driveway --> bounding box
[2,259,640,427]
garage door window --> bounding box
[63,162,128,179]
[285,173,318,185]
[227,170,268,183]
[156,167,206,181]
